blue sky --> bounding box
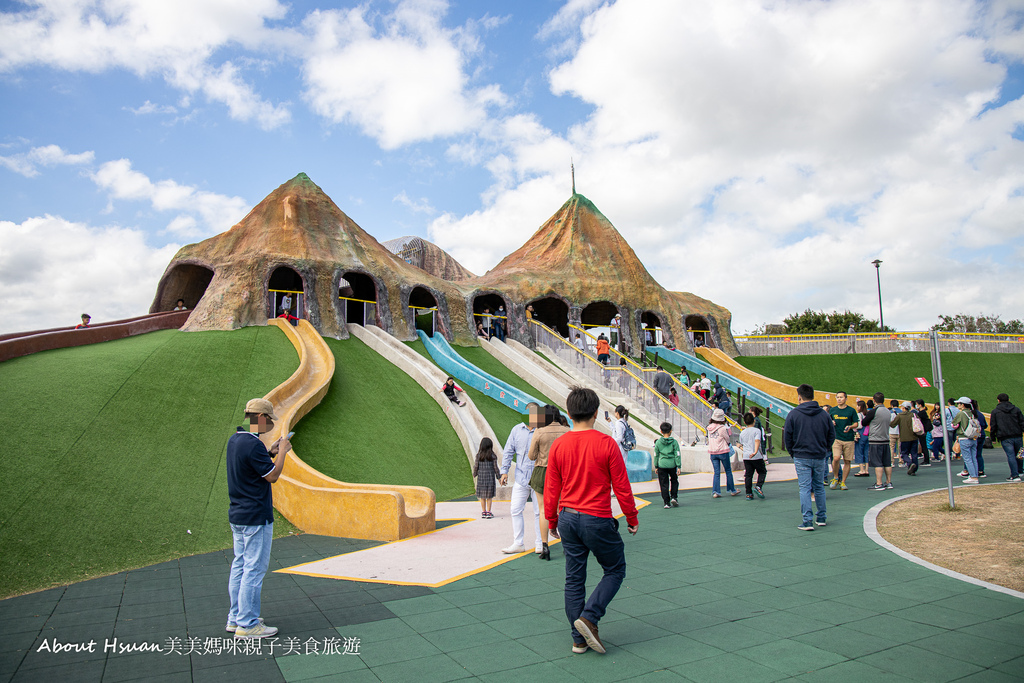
[1,0,1023,335]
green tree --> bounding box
[780,309,890,334]
[932,314,1024,334]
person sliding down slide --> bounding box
[441,377,467,407]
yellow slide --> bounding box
[263,319,435,542]
[697,347,872,408]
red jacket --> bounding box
[595,339,610,355]
[544,429,639,528]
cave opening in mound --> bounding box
[339,271,378,326]
[581,300,621,346]
[269,266,305,319]
[154,263,213,313]
[641,311,665,347]
[472,292,508,336]
[685,314,714,349]
[410,286,438,335]
[528,296,570,338]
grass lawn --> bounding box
[736,352,1024,413]
[405,340,554,447]
[0,326,299,599]
[291,337,473,502]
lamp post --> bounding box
[872,259,884,331]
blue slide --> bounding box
[418,331,540,414]
[648,345,792,419]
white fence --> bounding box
[735,331,1024,356]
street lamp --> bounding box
[872,259,884,331]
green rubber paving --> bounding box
[2,455,1023,682]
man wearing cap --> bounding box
[953,396,981,484]
[226,398,290,639]
[610,313,621,349]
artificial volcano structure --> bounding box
[152,173,735,353]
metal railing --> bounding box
[570,324,740,430]
[531,320,709,446]
[735,331,1024,356]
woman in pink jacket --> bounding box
[707,408,737,497]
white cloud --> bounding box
[301,0,507,149]
[431,0,1024,332]
[91,159,249,236]
[127,100,177,115]
[393,191,436,215]
[0,144,95,177]
[0,215,178,333]
[0,0,292,129]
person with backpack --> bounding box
[989,393,1024,482]
[954,396,982,484]
[654,422,681,508]
[707,408,736,498]
[739,412,767,499]
[606,405,635,459]
[891,401,921,475]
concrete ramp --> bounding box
[265,319,436,542]
[349,324,512,500]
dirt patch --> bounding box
[876,483,1024,592]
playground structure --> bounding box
[150,173,737,357]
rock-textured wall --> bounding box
[151,174,736,353]
[383,236,476,282]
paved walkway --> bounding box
[3,458,1023,682]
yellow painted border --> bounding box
[275,500,650,587]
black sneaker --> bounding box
[797,523,815,531]
[869,484,887,491]
[885,482,894,489]
[908,463,918,475]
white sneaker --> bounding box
[535,546,544,554]
[502,545,526,554]
[234,622,278,639]
[962,477,979,484]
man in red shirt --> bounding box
[545,387,639,655]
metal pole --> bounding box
[931,330,954,508]
[872,259,884,330]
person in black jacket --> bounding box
[990,393,1024,482]
[783,384,835,531]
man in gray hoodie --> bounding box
[783,384,835,531]
[861,392,893,490]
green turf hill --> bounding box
[289,337,474,501]
[735,352,1024,414]
[0,327,298,598]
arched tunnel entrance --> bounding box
[339,272,378,327]
[269,266,304,320]
[641,311,665,347]
[472,292,508,340]
[154,263,214,312]
[527,297,569,338]
[581,300,621,348]
[410,286,438,335]
[685,314,714,349]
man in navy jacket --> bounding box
[784,384,835,531]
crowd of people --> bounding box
[475,306,507,341]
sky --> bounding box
[1,0,1023,336]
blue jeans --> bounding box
[854,437,870,464]
[228,522,273,629]
[558,509,626,642]
[930,435,945,462]
[794,457,827,524]
[959,438,979,478]
[1001,437,1022,478]
[710,452,735,494]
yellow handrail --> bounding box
[736,330,1024,341]
[338,296,377,304]
[473,313,508,320]
[532,320,707,434]
[269,288,303,295]
[571,322,739,428]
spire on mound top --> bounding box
[571,159,576,195]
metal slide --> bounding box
[648,345,793,419]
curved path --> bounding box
[265,319,435,542]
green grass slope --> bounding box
[0,327,298,598]
[736,352,1024,413]
[290,337,473,501]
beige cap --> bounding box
[245,398,278,420]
